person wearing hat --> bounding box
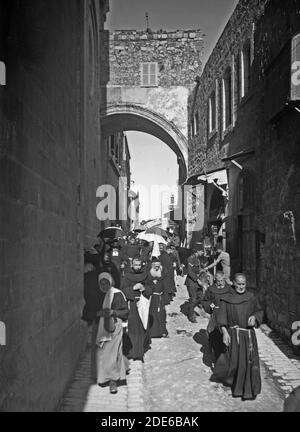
[185,245,208,323]
[94,272,129,394]
[121,258,152,361]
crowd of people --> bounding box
[81,228,183,394]
[80,229,299,408]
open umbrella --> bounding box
[98,226,126,239]
[136,232,167,245]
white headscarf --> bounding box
[96,272,126,347]
[98,272,113,288]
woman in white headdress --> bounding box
[94,272,129,394]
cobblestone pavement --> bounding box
[58,351,145,412]
[142,278,285,412]
[58,277,300,412]
[256,327,300,396]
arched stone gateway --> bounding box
[101,103,188,185]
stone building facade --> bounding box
[0,0,110,411]
[102,28,205,185]
[187,0,300,344]
[102,131,133,231]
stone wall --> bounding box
[187,0,267,254]
[0,0,109,411]
[254,0,300,340]
[187,0,300,343]
[108,29,204,87]
[187,0,267,176]
[105,29,204,169]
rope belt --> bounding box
[152,292,163,312]
[230,326,254,361]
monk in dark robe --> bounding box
[201,271,234,363]
[121,258,152,361]
[146,258,168,338]
[185,248,208,322]
[213,273,263,400]
[159,243,176,305]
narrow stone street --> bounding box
[142,278,285,412]
[58,277,296,412]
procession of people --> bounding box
[82,225,265,402]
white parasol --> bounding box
[136,232,167,245]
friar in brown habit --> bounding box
[121,258,152,361]
[201,270,234,363]
[213,273,263,400]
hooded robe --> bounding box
[146,270,168,338]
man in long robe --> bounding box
[201,271,234,363]
[146,258,168,338]
[158,243,176,305]
[213,273,263,400]
[121,258,152,361]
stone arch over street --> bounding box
[101,103,188,185]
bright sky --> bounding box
[105,0,239,221]
[126,132,178,221]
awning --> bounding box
[184,174,206,186]
[184,167,226,186]
[197,169,227,186]
[221,148,255,162]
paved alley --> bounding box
[142,278,285,412]
[58,277,298,412]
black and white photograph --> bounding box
[0,0,300,415]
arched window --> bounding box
[222,67,232,130]
[208,90,216,133]
[240,40,251,99]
